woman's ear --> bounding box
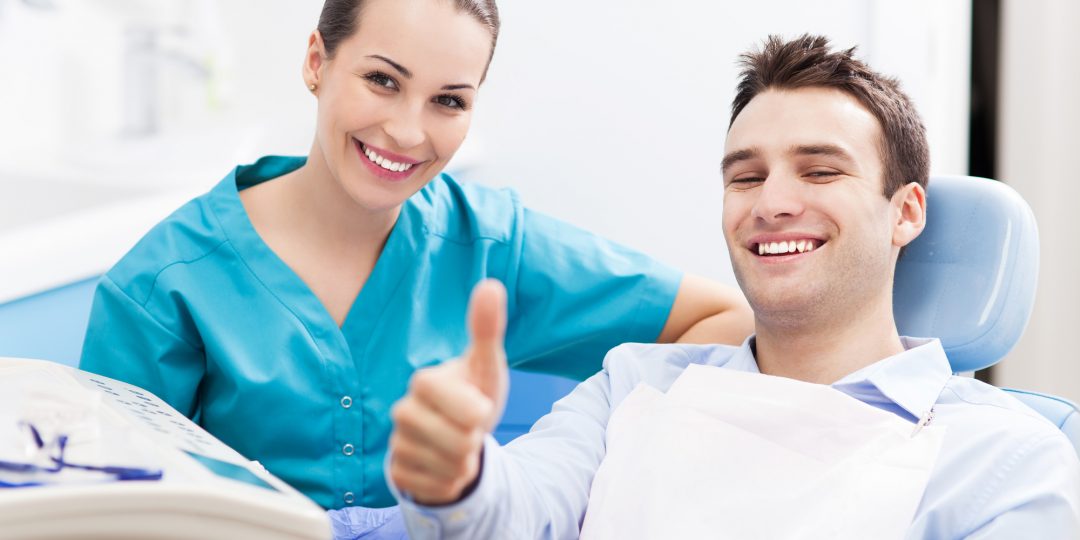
[303,30,328,93]
[892,182,927,248]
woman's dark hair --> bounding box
[317,0,500,77]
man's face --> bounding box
[721,87,920,327]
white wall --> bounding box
[1,2,972,302]
[463,0,971,283]
[997,0,1080,402]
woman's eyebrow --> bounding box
[368,55,412,78]
[367,55,475,91]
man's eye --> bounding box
[729,177,765,186]
[806,171,840,179]
[364,72,398,90]
[434,94,468,110]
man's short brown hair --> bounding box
[730,34,930,198]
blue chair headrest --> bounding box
[894,176,1039,373]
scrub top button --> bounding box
[343,491,355,505]
[340,396,352,409]
[342,443,355,456]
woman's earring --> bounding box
[308,83,317,93]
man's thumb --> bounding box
[465,279,508,401]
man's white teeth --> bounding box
[363,145,414,173]
[757,240,817,255]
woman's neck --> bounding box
[283,150,401,250]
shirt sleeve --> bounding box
[78,275,206,419]
[962,432,1080,539]
[504,207,682,380]
[390,366,616,539]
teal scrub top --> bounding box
[79,156,681,509]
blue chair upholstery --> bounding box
[893,175,1039,372]
[0,276,98,367]
[894,175,1078,453]
[496,371,578,444]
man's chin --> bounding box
[746,291,825,327]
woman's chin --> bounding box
[339,176,425,215]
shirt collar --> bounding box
[738,335,953,420]
[726,336,762,374]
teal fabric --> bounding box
[79,156,681,509]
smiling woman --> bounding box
[76,0,753,512]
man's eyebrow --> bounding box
[791,144,855,163]
[368,55,412,78]
[721,149,758,173]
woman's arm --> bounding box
[656,274,754,345]
[79,275,206,418]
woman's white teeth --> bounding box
[757,240,817,255]
[363,145,414,173]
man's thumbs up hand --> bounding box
[463,279,509,429]
[389,280,510,505]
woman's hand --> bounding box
[388,280,509,506]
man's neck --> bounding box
[753,300,905,384]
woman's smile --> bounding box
[354,139,425,182]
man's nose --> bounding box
[382,100,426,151]
[751,175,805,222]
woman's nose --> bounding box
[382,101,426,151]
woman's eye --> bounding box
[364,72,398,90]
[434,94,468,110]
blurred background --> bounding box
[0,0,1076,401]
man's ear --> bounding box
[303,30,328,92]
[892,182,926,248]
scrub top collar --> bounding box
[205,155,422,353]
[739,335,953,422]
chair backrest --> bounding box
[894,175,1078,452]
[893,175,1039,372]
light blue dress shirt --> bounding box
[394,337,1080,539]
[78,156,681,510]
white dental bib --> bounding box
[579,364,946,540]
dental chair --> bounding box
[893,175,1080,452]
[1,177,1077,453]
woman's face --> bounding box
[306,0,492,213]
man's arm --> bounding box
[962,433,1080,538]
[387,280,615,539]
[391,375,614,539]
[657,274,753,345]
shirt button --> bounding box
[342,443,355,456]
[340,396,353,409]
[343,491,355,505]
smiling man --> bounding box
[385,35,1080,539]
